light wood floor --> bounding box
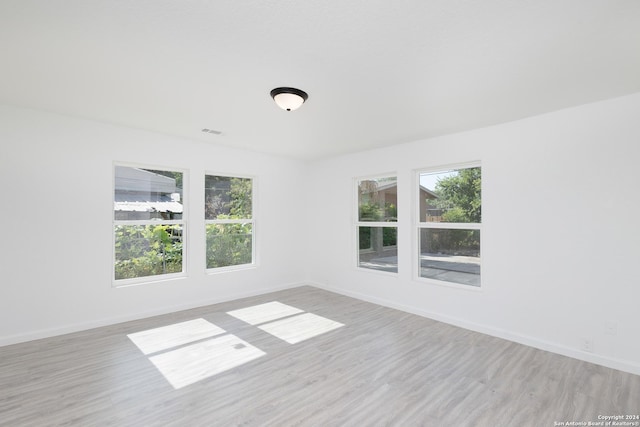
[1,286,639,426]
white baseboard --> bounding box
[0,281,304,347]
[308,281,640,377]
[6,280,638,377]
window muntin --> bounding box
[114,165,185,284]
[417,166,481,287]
[205,175,254,270]
[356,176,398,273]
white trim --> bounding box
[353,265,401,278]
[353,170,399,184]
[109,274,187,289]
[0,281,306,348]
[206,264,258,275]
[356,221,399,228]
[6,280,640,377]
[307,282,640,377]
[416,160,482,177]
[413,275,483,292]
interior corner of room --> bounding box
[1,1,639,424]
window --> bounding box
[417,165,481,287]
[356,175,398,273]
[114,165,185,284]
[205,175,254,270]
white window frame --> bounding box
[354,173,399,275]
[204,173,256,273]
[414,162,482,290]
[113,162,188,287]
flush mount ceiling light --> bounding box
[270,87,308,111]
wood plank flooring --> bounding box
[1,286,639,426]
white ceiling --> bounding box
[1,1,639,160]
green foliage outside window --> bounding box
[434,167,481,223]
[206,223,252,268]
[422,228,480,255]
[114,225,183,279]
[359,203,382,222]
[359,226,397,250]
[358,202,397,249]
[205,176,253,268]
[358,177,397,250]
[425,167,481,253]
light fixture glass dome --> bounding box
[270,87,308,111]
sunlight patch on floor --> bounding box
[258,312,344,344]
[227,301,303,325]
[127,303,345,389]
[127,318,226,355]
[148,334,266,389]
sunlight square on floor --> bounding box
[226,301,304,325]
[258,312,345,344]
[148,334,266,389]
[127,318,226,355]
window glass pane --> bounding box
[205,176,252,220]
[419,228,480,287]
[206,223,253,269]
[419,167,481,223]
[357,177,397,222]
[358,226,398,273]
[114,166,183,220]
[114,225,183,280]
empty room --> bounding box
[1,1,639,426]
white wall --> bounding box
[2,93,639,375]
[0,105,307,344]
[305,93,640,375]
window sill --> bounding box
[206,264,257,275]
[113,273,187,288]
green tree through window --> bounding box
[113,166,185,283]
[205,175,254,269]
[434,167,481,223]
[418,165,481,287]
